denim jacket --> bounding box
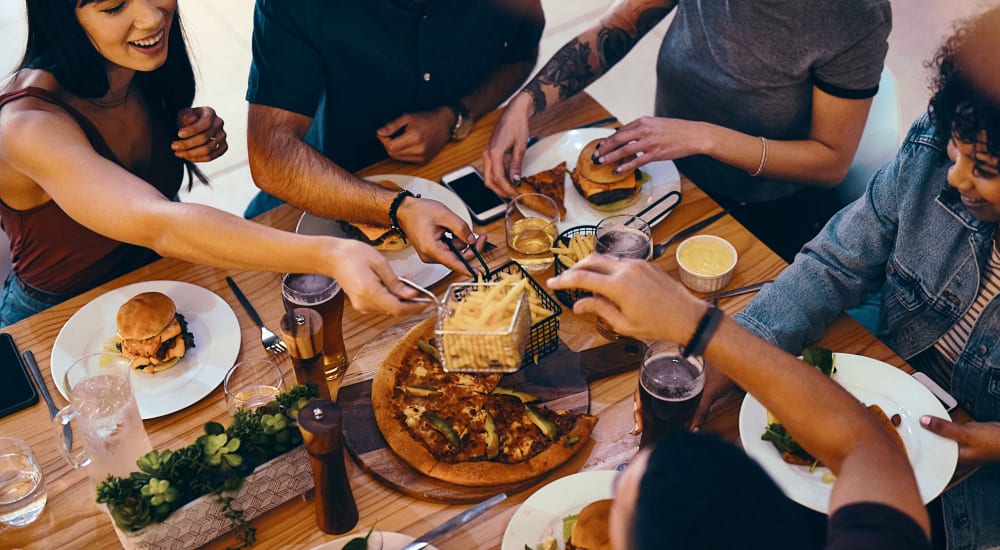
[734,114,999,550]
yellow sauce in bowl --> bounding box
[678,239,734,276]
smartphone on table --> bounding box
[441,166,507,225]
[0,333,38,418]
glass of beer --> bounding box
[223,358,285,413]
[594,214,652,338]
[505,194,560,273]
[282,273,348,391]
[594,214,652,260]
[638,341,705,448]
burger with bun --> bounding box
[115,292,195,372]
[572,139,644,211]
[566,498,613,550]
[337,180,411,251]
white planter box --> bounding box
[112,446,313,550]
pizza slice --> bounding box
[519,162,568,218]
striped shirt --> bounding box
[930,239,1000,383]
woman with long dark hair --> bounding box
[0,0,423,326]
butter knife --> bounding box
[705,280,774,304]
[651,209,730,259]
[23,350,72,451]
[401,493,507,550]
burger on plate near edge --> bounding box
[572,139,645,211]
[115,292,195,373]
[337,179,411,251]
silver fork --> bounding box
[225,276,287,354]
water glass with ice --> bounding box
[53,353,152,487]
[0,437,46,529]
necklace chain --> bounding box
[88,85,130,108]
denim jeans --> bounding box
[0,273,71,328]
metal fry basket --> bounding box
[434,281,532,373]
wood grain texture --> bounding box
[0,93,972,550]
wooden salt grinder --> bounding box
[297,399,358,534]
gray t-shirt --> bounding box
[655,0,890,203]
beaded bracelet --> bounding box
[682,303,724,358]
[749,136,768,177]
[388,189,419,242]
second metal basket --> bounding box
[552,225,597,308]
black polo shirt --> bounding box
[247,0,543,171]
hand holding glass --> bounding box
[594,214,652,339]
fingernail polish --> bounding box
[512,176,521,187]
[611,168,619,175]
[591,154,602,166]
[920,415,931,426]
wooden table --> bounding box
[0,93,964,549]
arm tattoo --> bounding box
[597,27,632,69]
[537,38,597,104]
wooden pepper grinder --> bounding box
[281,308,332,400]
[297,399,358,534]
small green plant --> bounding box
[96,384,319,548]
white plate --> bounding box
[310,530,438,550]
[296,174,473,289]
[522,128,682,231]
[739,353,959,513]
[501,470,617,550]
[50,280,241,419]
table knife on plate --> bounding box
[400,493,507,550]
[23,350,72,450]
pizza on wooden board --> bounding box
[372,317,597,486]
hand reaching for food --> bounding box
[593,116,705,174]
[920,416,1000,466]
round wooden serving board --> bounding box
[337,315,642,504]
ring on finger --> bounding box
[208,136,216,142]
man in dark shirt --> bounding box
[246,0,544,271]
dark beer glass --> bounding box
[638,341,705,448]
[282,273,348,395]
[594,215,652,339]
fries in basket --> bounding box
[551,233,595,267]
[488,270,554,323]
[436,281,532,373]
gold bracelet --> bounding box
[749,136,768,177]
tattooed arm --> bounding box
[484,0,675,196]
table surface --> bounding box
[0,93,970,550]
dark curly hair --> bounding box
[928,9,1000,166]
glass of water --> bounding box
[0,437,46,529]
[594,214,652,339]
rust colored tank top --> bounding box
[0,87,184,295]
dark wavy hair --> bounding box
[928,9,1000,165]
[18,0,205,185]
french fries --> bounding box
[551,233,595,267]
[438,281,532,373]
[488,270,553,322]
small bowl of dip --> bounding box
[676,235,737,293]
